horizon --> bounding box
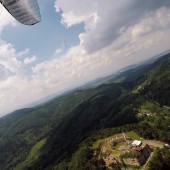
[0,0,170,116]
[1,50,169,118]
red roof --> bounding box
[136,146,142,152]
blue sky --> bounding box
[0,0,170,116]
[1,0,84,62]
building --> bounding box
[137,144,152,165]
[132,140,142,147]
[123,144,152,166]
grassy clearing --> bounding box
[15,139,46,170]
[126,131,142,140]
[115,142,127,150]
[92,139,104,148]
[105,144,113,152]
[143,140,164,148]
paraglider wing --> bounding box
[0,0,41,25]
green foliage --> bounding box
[147,148,170,170]
[0,53,169,169]
[69,146,93,170]
[0,88,103,169]
[120,152,137,159]
[141,53,170,106]
[31,82,136,169]
[15,139,46,170]
[126,131,141,140]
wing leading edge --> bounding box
[0,0,41,25]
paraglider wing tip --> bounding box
[1,0,42,26]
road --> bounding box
[143,140,164,148]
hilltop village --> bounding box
[92,132,167,169]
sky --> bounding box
[0,0,170,116]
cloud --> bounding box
[24,55,37,64]
[55,0,170,52]
[0,43,22,74]
[0,1,170,116]
[0,5,16,33]
[0,64,11,81]
[32,5,170,95]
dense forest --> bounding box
[0,53,169,170]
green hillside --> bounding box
[0,88,106,169]
[0,53,170,170]
[141,55,170,106]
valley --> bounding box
[0,53,169,170]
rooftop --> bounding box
[132,140,142,146]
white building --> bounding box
[132,140,142,146]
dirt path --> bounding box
[163,105,170,109]
[143,140,164,148]
[153,101,170,110]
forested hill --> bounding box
[0,53,169,170]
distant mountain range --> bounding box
[80,50,170,89]
[21,50,170,110]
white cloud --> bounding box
[0,1,170,116]
[24,55,37,64]
[55,0,170,52]
[0,43,23,74]
[0,64,11,81]
[131,8,170,38]
[0,5,16,33]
